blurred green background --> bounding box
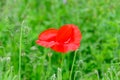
[0,0,120,80]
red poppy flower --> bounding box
[36,24,82,53]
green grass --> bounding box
[0,0,120,80]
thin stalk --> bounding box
[61,54,65,68]
[69,50,77,80]
[19,25,22,80]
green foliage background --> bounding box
[0,0,120,80]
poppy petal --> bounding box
[36,28,58,47]
[51,43,79,53]
[51,24,82,53]
[36,40,57,47]
[65,43,80,51]
[56,24,73,43]
[71,24,82,44]
[51,43,67,53]
[38,28,58,41]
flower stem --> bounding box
[19,25,23,80]
[69,50,77,80]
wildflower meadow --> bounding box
[0,0,120,80]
